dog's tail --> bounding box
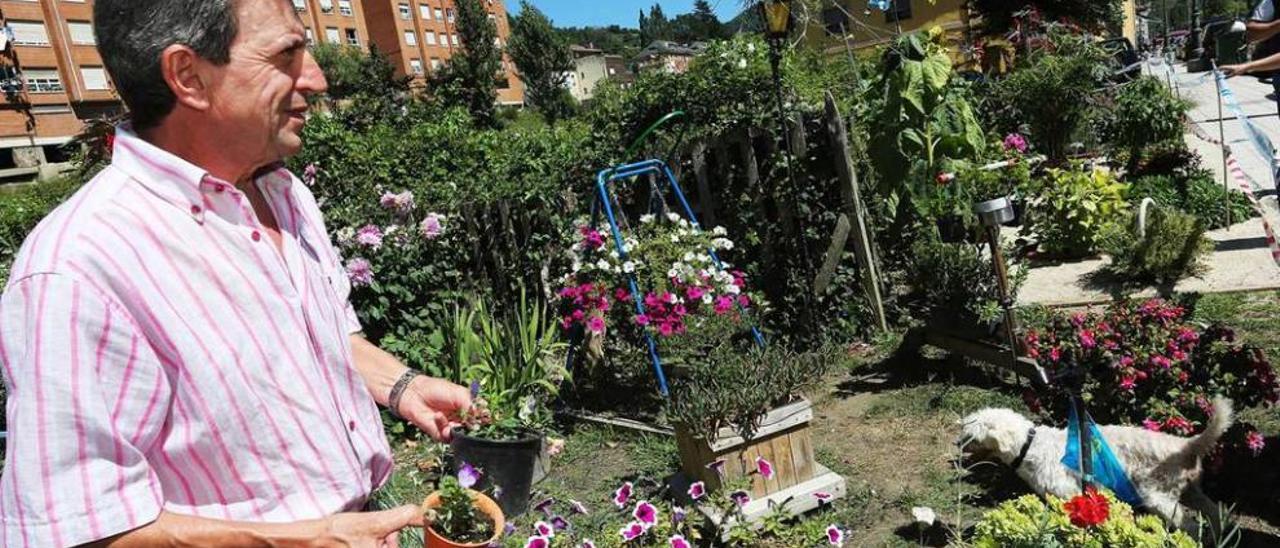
[1181,397,1234,459]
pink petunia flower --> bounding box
[730,490,751,507]
[706,458,726,477]
[669,535,692,548]
[1003,133,1028,154]
[613,481,634,509]
[687,481,706,501]
[569,499,590,515]
[756,456,774,480]
[356,224,384,250]
[302,163,319,186]
[1078,329,1096,349]
[619,521,646,542]
[345,258,373,287]
[1247,430,1266,456]
[826,525,845,546]
[714,295,735,315]
[1143,418,1162,432]
[633,501,658,528]
[533,521,555,538]
[533,498,556,516]
[524,536,550,548]
[587,316,606,334]
[1119,377,1136,391]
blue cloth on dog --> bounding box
[1061,404,1144,506]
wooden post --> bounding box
[823,92,887,332]
[814,214,852,297]
[693,142,717,227]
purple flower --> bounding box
[587,316,606,334]
[534,498,556,516]
[302,163,319,186]
[669,535,692,548]
[345,258,373,287]
[524,536,550,548]
[569,499,590,515]
[827,525,845,546]
[421,212,446,240]
[581,541,597,548]
[672,505,687,523]
[730,490,751,507]
[457,462,480,489]
[504,523,518,536]
[815,492,834,503]
[533,521,555,538]
[706,458,726,477]
[379,190,415,214]
[619,521,646,542]
[755,456,774,480]
[613,481,633,509]
[687,481,706,501]
[1003,133,1028,154]
[633,501,658,527]
[379,192,398,209]
[1247,431,1266,456]
[551,516,571,531]
[1142,418,1163,432]
[356,224,384,250]
[470,380,481,398]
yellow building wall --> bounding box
[808,0,974,64]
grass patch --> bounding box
[865,384,1024,420]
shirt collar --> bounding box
[111,125,296,226]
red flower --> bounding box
[1063,488,1110,528]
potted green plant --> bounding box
[444,290,568,518]
[668,343,839,504]
[965,164,1017,226]
[422,464,505,548]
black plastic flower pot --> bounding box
[451,431,542,518]
[936,215,969,244]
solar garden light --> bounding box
[974,196,1022,371]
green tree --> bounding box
[311,43,411,129]
[671,0,725,42]
[509,1,575,122]
[646,4,670,42]
[971,0,1123,34]
[429,0,503,126]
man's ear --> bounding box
[159,44,210,112]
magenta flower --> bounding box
[392,191,415,213]
[1142,418,1162,432]
[569,499,589,515]
[826,525,845,546]
[356,224,384,250]
[756,456,775,480]
[1078,329,1096,349]
[420,213,445,240]
[302,163,319,186]
[633,501,658,528]
[581,541,597,548]
[345,258,373,287]
[730,490,751,507]
[1151,355,1172,369]
[1165,416,1193,435]
[615,288,632,302]
[669,535,692,548]
[587,316,606,334]
[1119,376,1136,391]
[533,521,555,537]
[457,462,480,489]
[379,192,397,210]
[687,481,706,501]
[634,314,651,326]
[1247,430,1266,456]
[714,295,735,315]
[613,481,633,509]
[1003,132,1028,154]
[1119,355,1135,367]
[706,458,726,477]
[815,492,834,503]
[524,536,550,548]
[686,286,706,301]
[551,516,571,531]
[619,521,646,542]
[534,498,556,516]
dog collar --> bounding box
[1009,428,1036,470]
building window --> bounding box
[305,27,315,44]
[446,8,454,22]
[404,30,417,46]
[425,31,437,45]
[9,21,50,46]
[80,66,109,90]
[345,28,359,46]
[338,0,353,16]
[68,21,95,45]
[319,0,334,13]
[450,33,459,46]
[420,4,431,19]
[399,3,411,19]
[410,58,423,75]
[24,69,62,93]
[430,58,441,71]
[325,26,340,43]
[434,8,444,21]
[885,0,912,23]
[293,0,307,11]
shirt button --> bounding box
[348,420,357,431]
[251,231,262,242]
[190,205,202,215]
[215,184,226,193]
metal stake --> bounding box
[1213,62,1232,229]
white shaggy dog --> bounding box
[957,398,1232,529]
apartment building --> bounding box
[294,0,371,50]
[564,44,633,102]
[0,0,122,176]
[362,0,524,105]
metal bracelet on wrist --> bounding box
[387,368,425,420]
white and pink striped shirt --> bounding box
[0,128,393,546]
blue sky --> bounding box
[509,0,732,29]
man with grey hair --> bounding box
[0,0,473,546]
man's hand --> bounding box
[398,376,472,442]
[320,505,425,548]
[1220,62,1253,78]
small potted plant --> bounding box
[445,290,568,518]
[966,164,1017,227]
[669,342,837,501]
[422,464,505,548]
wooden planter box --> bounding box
[674,398,816,499]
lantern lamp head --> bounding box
[761,0,793,42]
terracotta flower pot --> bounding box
[421,490,505,548]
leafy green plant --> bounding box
[969,491,1197,547]
[427,475,494,544]
[0,176,83,287]
[1128,172,1254,231]
[668,343,835,441]
[1023,165,1129,258]
[1101,76,1190,171]
[910,239,1027,326]
[1102,208,1213,285]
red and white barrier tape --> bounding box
[1224,153,1280,265]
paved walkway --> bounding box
[1016,62,1280,307]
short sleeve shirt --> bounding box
[1252,0,1280,60]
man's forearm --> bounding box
[1248,20,1280,44]
[349,334,410,407]
[88,510,327,548]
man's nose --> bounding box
[298,49,329,97]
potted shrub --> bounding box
[908,238,1027,341]
[422,465,505,548]
[445,291,568,518]
[668,343,835,499]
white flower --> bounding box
[571,242,583,252]
[702,294,714,305]
[713,226,728,236]
[640,214,656,224]
[713,238,734,250]
[724,284,741,295]
[912,507,936,527]
[678,218,689,228]
[737,58,747,69]
[683,252,696,262]
[596,259,611,271]
[609,250,620,260]
[670,235,680,243]
[623,261,636,273]
[336,227,356,246]
[571,261,582,273]
[667,268,679,278]
[666,212,681,222]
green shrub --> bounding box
[969,491,1197,548]
[1023,165,1129,258]
[909,239,1026,325]
[1128,171,1254,230]
[1103,208,1213,285]
[1101,76,1190,170]
[0,177,83,287]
